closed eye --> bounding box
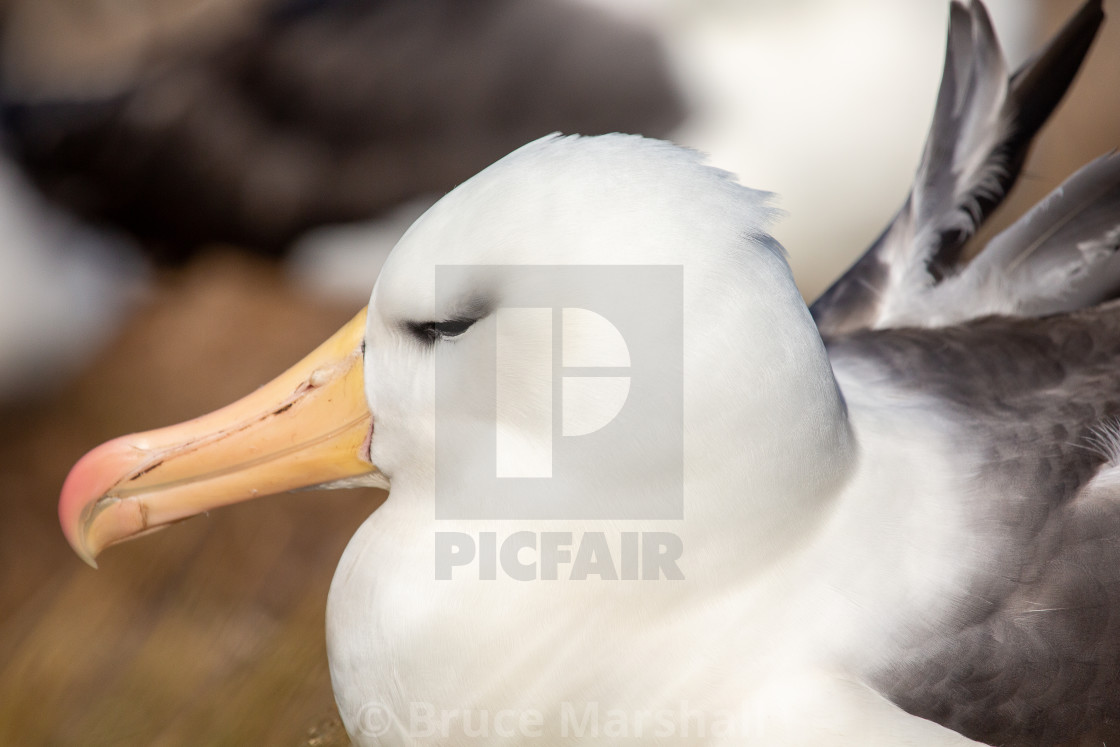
[408,317,478,342]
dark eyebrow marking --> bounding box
[406,317,477,343]
[404,297,494,345]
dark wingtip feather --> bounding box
[997,0,1104,188]
[926,0,1104,278]
[922,0,1003,280]
[1010,0,1103,128]
[811,0,1105,338]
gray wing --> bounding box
[816,4,1120,741]
[830,307,1120,745]
[810,0,1104,337]
[981,153,1120,316]
[875,151,1120,327]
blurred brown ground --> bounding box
[0,253,375,745]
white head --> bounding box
[363,134,854,535]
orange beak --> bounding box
[59,307,384,567]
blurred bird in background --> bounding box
[1,0,683,259]
[2,0,1119,745]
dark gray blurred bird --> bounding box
[1,0,683,263]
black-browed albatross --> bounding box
[60,1,1120,744]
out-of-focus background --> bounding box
[1,0,1118,744]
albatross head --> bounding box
[60,132,853,577]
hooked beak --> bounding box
[59,308,385,567]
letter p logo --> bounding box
[495,307,631,478]
[435,265,683,520]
